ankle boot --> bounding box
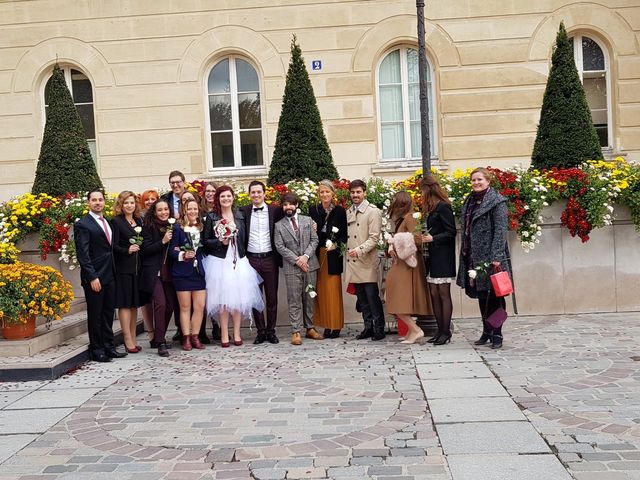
[474,332,493,345]
[190,334,205,349]
[491,334,503,349]
[181,335,192,351]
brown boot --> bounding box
[181,335,192,351]
[291,332,302,345]
[306,328,324,340]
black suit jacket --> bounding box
[74,214,115,285]
[203,210,248,259]
[241,203,284,267]
[140,222,170,293]
[309,204,348,275]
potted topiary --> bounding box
[0,262,74,339]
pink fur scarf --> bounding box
[388,232,417,268]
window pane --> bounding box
[211,132,234,168]
[240,130,263,166]
[410,121,421,158]
[208,59,230,93]
[76,104,95,139]
[379,85,403,122]
[584,74,608,147]
[238,93,261,129]
[71,69,93,103]
[381,123,404,159]
[408,84,420,121]
[379,50,401,84]
[87,140,97,163]
[582,37,604,71]
[236,59,259,93]
[209,94,232,131]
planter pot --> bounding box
[2,314,36,340]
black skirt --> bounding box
[115,273,143,308]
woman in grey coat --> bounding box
[456,167,511,349]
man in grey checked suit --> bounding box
[274,193,324,345]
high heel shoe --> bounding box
[221,340,230,348]
[474,332,492,345]
[401,329,425,345]
[426,332,440,344]
[234,339,243,346]
[433,333,452,345]
[125,346,140,354]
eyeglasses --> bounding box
[169,180,184,186]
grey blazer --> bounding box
[274,215,319,275]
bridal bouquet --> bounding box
[214,218,238,240]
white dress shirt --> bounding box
[247,203,272,254]
[89,211,112,240]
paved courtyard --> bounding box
[0,312,639,480]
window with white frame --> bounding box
[206,57,264,169]
[571,35,611,148]
[44,67,97,162]
[377,47,437,162]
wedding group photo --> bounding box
[1,1,640,480]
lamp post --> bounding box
[416,0,437,334]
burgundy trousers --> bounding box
[151,277,177,344]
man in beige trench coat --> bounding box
[344,179,386,340]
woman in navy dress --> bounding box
[170,198,206,351]
[112,190,144,353]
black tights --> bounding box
[429,283,453,335]
[478,294,506,336]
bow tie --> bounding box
[253,206,264,212]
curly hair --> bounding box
[114,190,141,218]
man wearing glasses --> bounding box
[161,170,186,219]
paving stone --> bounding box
[251,469,287,480]
[429,397,525,423]
[326,466,368,477]
[422,377,508,399]
[0,434,38,463]
[437,421,550,454]
[0,408,75,434]
[5,388,103,409]
[447,454,572,480]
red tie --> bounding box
[291,216,299,233]
[99,216,111,245]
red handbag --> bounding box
[490,266,513,297]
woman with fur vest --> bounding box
[385,191,432,344]
[456,167,511,349]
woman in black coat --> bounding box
[455,167,511,349]
[308,180,348,338]
[140,199,176,356]
[421,176,457,345]
[112,190,144,353]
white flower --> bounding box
[168,218,176,225]
[412,212,422,219]
[607,205,614,213]
[325,239,334,249]
[384,199,390,207]
[468,269,477,280]
[522,231,529,237]
[331,226,339,233]
[309,291,317,298]
[134,226,142,234]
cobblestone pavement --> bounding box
[0,312,638,480]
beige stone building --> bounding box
[1,0,639,200]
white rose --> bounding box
[468,269,477,279]
[384,199,391,207]
[331,226,339,233]
[309,291,317,298]
[412,212,421,219]
[168,218,176,225]
[325,239,333,249]
[134,226,142,234]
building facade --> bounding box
[1,0,639,199]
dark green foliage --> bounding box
[32,64,103,196]
[531,22,603,170]
[268,35,338,185]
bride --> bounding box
[202,185,264,347]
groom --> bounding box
[274,193,324,345]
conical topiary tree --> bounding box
[268,35,338,185]
[32,64,103,196]
[531,22,603,170]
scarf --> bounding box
[462,188,489,260]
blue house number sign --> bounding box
[312,60,322,70]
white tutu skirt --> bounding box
[202,246,264,320]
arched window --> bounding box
[377,47,437,162]
[44,67,97,162]
[206,57,263,169]
[571,35,611,148]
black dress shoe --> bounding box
[331,330,341,338]
[371,332,386,341]
[105,349,127,358]
[171,331,182,341]
[199,334,211,345]
[356,329,373,340]
[254,334,266,344]
[91,354,112,363]
[266,333,279,344]
[323,329,332,338]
